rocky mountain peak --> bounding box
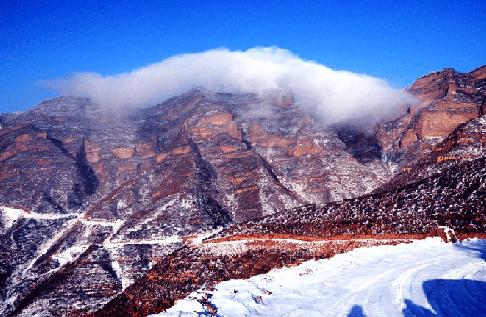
[378,65,485,166]
[0,66,485,316]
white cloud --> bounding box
[46,47,416,126]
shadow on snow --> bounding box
[350,240,486,317]
[347,279,486,317]
[455,239,486,261]
[347,305,367,317]
[402,279,486,317]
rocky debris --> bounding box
[216,156,486,239]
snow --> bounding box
[111,260,129,290]
[105,235,182,248]
[0,207,24,230]
[186,228,225,245]
[0,206,78,231]
[151,238,486,317]
[51,245,86,267]
[23,217,79,272]
[199,238,414,257]
[80,218,125,235]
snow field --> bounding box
[152,237,486,317]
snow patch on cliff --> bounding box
[0,207,24,230]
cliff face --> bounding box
[0,91,391,224]
[375,66,486,193]
[0,66,485,316]
[377,66,486,166]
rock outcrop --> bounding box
[378,66,486,166]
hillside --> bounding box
[0,66,485,316]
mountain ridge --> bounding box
[0,65,485,316]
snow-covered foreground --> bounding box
[152,237,486,317]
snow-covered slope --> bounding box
[153,238,486,317]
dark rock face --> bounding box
[0,66,485,316]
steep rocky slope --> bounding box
[217,156,486,240]
[95,156,486,316]
[0,66,485,316]
[0,90,391,316]
[377,65,486,166]
[373,66,486,193]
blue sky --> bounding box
[1,0,485,112]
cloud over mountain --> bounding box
[46,47,416,125]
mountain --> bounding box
[0,91,391,316]
[378,65,486,166]
[94,154,486,317]
[374,65,486,193]
[0,66,485,316]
